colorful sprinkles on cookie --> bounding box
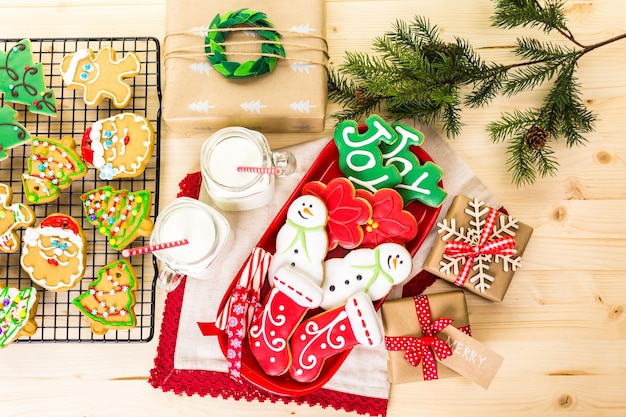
[0,286,39,348]
[72,259,138,335]
[81,186,153,251]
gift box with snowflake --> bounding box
[423,195,533,302]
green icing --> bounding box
[0,39,57,116]
[0,105,31,160]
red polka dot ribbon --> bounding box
[443,207,517,287]
[384,295,454,380]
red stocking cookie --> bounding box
[289,292,383,383]
[248,266,323,376]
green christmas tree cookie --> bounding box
[0,39,57,116]
[0,105,31,161]
[81,186,154,251]
[72,259,138,335]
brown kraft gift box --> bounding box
[163,0,327,137]
[423,194,533,302]
[381,291,470,384]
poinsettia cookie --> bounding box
[21,214,87,292]
[81,186,153,251]
[59,46,141,108]
[302,178,371,250]
[72,260,138,335]
[82,113,155,180]
[0,286,39,348]
[22,136,88,204]
[0,183,35,253]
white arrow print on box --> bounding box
[290,24,316,34]
[189,100,215,114]
[290,99,316,114]
[290,62,314,74]
[241,100,267,114]
[190,62,212,75]
[189,25,209,37]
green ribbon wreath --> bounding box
[204,8,286,78]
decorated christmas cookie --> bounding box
[0,105,31,161]
[320,242,413,310]
[334,114,402,193]
[81,186,153,251]
[302,178,371,250]
[0,286,39,348]
[355,188,418,248]
[21,214,87,292]
[0,183,35,253]
[0,39,57,116]
[59,46,141,108]
[267,194,329,286]
[72,259,138,335]
[288,292,383,383]
[82,113,155,180]
[22,136,88,204]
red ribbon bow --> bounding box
[384,295,454,380]
[444,207,517,287]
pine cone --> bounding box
[355,86,371,104]
[525,126,549,150]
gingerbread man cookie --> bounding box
[0,183,35,253]
[82,113,155,180]
[59,46,141,108]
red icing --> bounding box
[356,188,418,248]
[302,178,371,250]
[123,135,130,145]
[81,127,94,165]
[40,214,80,235]
[47,258,59,267]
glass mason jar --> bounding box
[200,127,295,211]
[151,197,231,292]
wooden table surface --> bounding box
[2,1,625,416]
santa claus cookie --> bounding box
[81,113,155,180]
[320,242,413,310]
[59,46,141,108]
[72,260,138,335]
[81,186,153,251]
[267,194,329,287]
[0,183,35,253]
[21,214,87,292]
[0,286,39,348]
[22,136,88,204]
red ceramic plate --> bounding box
[214,138,442,396]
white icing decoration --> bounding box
[60,48,90,85]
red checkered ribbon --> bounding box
[384,295,454,380]
[444,207,517,287]
[217,247,271,382]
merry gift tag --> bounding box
[438,325,504,389]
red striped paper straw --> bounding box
[122,239,189,258]
[236,166,282,176]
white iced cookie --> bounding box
[320,242,412,310]
[268,195,329,286]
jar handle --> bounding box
[156,266,186,292]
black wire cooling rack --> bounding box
[0,37,161,343]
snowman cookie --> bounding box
[81,113,155,180]
[320,242,413,310]
[0,183,35,253]
[268,195,329,286]
[0,286,39,348]
[59,46,141,108]
[21,214,87,292]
